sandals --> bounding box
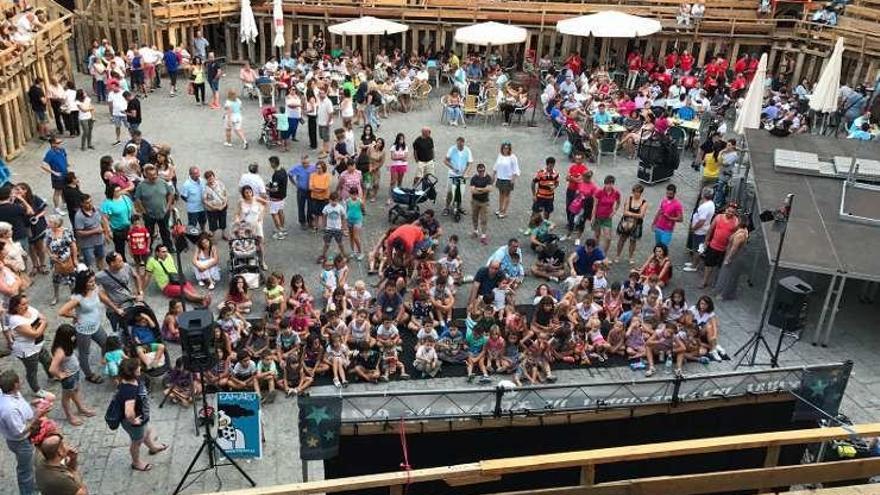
[86,374,104,384]
[148,443,168,455]
[131,463,153,471]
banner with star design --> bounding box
[793,361,853,421]
[298,395,342,460]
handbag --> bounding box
[616,216,636,235]
[156,256,184,286]
[54,255,76,275]
[567,192,586,215]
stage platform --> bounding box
[744,130,880,345]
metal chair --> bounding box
[257,83,275,108]
[668,126,687,151]
[478,95,499,124]
[513,101,534,126]
[439,95,450,124]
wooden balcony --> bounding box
[0,1,73,160]
[208,423,880,495]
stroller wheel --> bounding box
[388,208,397,224]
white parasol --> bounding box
[453,21,527,46]
[239,0,258,44]
[809,37,845,114]
[734,52,768,135]
[328,16,409,36]
[272,0,284,48]
[556,11,661,38]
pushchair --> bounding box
[228,221,263,288]
[388,174,438,224]
[257,106,281,149]
[119,304,172,385]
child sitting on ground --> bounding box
[380,339,409,381]
[484,325,506,373]
[413,338,441,378]
[438,247,464,285]
[228,352,258,391]
[255,350,279,402]
[264,272,286,313]
[437,325,468,364]
[161,299,183,342]
[164,357,200,406]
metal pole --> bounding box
[813,273,837,344]
[819,274,846,347]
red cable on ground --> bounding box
[399,417,412,493]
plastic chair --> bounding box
[478,96,498,124]
[257,83,275,108]
[463,94,479,122]
[668,126,687,151]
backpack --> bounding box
[105,394,123,430]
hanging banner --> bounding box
[792,361,853,422]
[298,395,342,460]
[216,392,262,459]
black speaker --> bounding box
[179,309,216,372]
[768,276,813,332]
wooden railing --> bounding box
[0,6,73,160]
[210,423,880,495]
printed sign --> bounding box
[216,392,262,459]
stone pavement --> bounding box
[0,71,878,494]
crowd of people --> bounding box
[2,26,848,495]
[0,5,46,51]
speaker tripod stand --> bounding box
[173,374,256,494]
[734,194,794,369]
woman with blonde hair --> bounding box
[223,89,248,149]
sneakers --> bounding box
[54,207,67,215]
[644,367,656,377]
[698,356,711,365]
[333,378,341,388]
[709,349,722,362]
[548,276,559,283]
[242,141,249,150]
[479,235,488,245]
[478,375,492,384]
[682,265,698,272]
[223,142,233,147]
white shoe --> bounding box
[709,349,722,362]
[682,266,698,272]
[223,142,233,147]
[54,207,67,215]
[684,262,693,267]
[197,280,205,287]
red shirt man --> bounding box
[642,55,657,74]
[385,224,425,255]
[681,74,698,89]
[665,52,679,71]
[565,53,583,76]
[627,51,642,72]
[680,52,694,73]
[734,56,749,75]
[730,73,747,93]
[566,159,589,191]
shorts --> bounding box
[593,217,613,230]
[51,179,65,191]
[162,281,195,298]
[207,209,227,231]
[132,253,148,267]
[324,229,343,243]
[495,178,514,193]
[654,227,673,247]
[225,115,243,130]
[349,220,363,229]
[309,198,327,219]
[35,110,47,123]
[128,123,140,133]
[532,197,555,214]
[209,79,220,92]
[690,233,706,253]
[60,370,80,391]
[269,200,285,214]
[121,421,146,442]
[703,246,726,267]
[415,160,435,178]
[112,115,129,128]
[390,164,407,175]
[318,125,330,142]
[81,244,106,267]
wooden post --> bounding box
[285,19,294,54]
[697,39,709,66]
[792,46,806,87]
[536,30,544,60]
[805,55,817,84]
[659,39,668,59]
[411,26,417,54]
[580,465,595,486]
[549,30,558,60]
[586,35,594,67]
[259,18,267,62]
[224,24,233,62]
[768,46,779,72]
[731,41,741,62]
[560,34,571,58]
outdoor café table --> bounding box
[597,123,628,165]
[672,117,701,149]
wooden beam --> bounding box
[485,458,880,495]
[579,465,595,486]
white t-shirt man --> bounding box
[445,144,473,178]
[316,97,334,127]
[691,199,716,236]
[239,172,267,197]
[108,90,127,117]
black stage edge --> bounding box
[325,399,811,495]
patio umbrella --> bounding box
[239,0,258,44]
[734,52,768,135]
[454,21,527,46]
[328,16,409,36]
[272,0,284,48]
[556,11,661,38]
[809,37,845,114]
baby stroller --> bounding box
[388,174,438,224]
[258,106,281,149]
[119,303,172,386]
[228,221,263,288]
